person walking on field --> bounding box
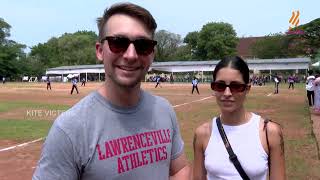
[191,77,200,94]
[81,77,86,86]
[288,74,295,90]
[33,3,190,180]
[193,56,285,180]
[306,70,315,106]
[46,77,51,90]
[70,78,79,94]
[274,74,280,94]
[155,75,162,88]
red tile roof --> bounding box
[236,37,265,58]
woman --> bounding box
[193,56,285,180]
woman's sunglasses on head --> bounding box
[100,36,157,56]
[211,82,249,93]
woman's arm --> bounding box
[193,124,209,180]
[268,122,286,180]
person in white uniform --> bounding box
[193,56,285,180]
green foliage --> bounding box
[184,22,238,60]
[169,45,193,60]
[30,31,98,68]
[154,30,183,61]
[298,18,320,58]
[250,33,289,59]
[252,18,320,59]
[0,17,11,42]
[0,18,27,80]
[315,49,320,61]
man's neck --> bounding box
[98,82,141,107]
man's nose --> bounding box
[123,43,138,60]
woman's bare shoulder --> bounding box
[195,121,212,139]
[261,117,284,147]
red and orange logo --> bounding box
[287,10,304,35]
[289,10,300,29]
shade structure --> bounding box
[312,61,320,67]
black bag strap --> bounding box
[263,118,271,176]
[216,117,250,180]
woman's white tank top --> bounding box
[204,113,268,180]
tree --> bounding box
[251,18,320,59]
[250,33,288,59]
[169,45,193,61]
[196,22,238,60]
[315,49,320,62]
[0,18,26,80]
[183,31,199,59]
[0,18,11,43]
[154,30,182,61]
[30,31,98,68]
[295,18,320,58]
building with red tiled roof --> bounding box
[236,37,265,59]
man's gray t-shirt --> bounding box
[33,90,184,180]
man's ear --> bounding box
[96,42,104,62]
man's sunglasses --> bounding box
[211,82,249,93]
[100,36,157,56]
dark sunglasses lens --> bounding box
[229,84,247,92]
[134,39,156,55]
[211,82,247,93]
[212,82,227,92]
[107,37,130,53]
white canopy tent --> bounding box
[46,58,311,82]
[312,61,320,67]
[66,73,80,79]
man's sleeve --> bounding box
[32,123,80,180]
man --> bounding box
[170,73,174,84]
[70,77,79,94]
[274,74,280,94]
[46,77,51,90]
[306,70,315,106]
[2,77,5,84]
[33,3,190,180]
[288,74,295,90]
[81,77,86,86]
[155,75,162,88]
[191,77,200,94]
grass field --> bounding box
[0,82,319,179]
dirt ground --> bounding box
[0,82,319,179]
[0,82,209,180]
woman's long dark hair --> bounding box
[212,56,250,84]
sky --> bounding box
[1,0,319,50]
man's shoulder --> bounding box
[145,90,170,102]
[55,92,100,128]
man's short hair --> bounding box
[97,3,157,41]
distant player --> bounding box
[191,77,200,94]
[70,78,79,94]
[155,75,162,88]
[81,78,86,86]
[274,74,280,94]
[46,77,51,90]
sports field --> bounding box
[0,82,319,179]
